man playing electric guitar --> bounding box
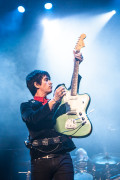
[20,49,83,180]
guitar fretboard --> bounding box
[70,34,86,96]
[71,59,79,96]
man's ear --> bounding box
[34,82,41,88]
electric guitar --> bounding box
[54,34,92,137]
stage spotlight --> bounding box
[102,10,116,23]
[17,6,25,13]
[44,3,53,10]
[111,10,116,15]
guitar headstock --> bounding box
[75,33,86,52]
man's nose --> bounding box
[49,80,52,85]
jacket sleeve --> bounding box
[20,101,52,125]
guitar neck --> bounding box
[70,33,86,96]
[71,59,80,96]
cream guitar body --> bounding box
[54,86,92,137]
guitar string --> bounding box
[61,122,85,135]
[70,123,86,136]
[60,109,94,134]
[61,116,85,134]
[61,118,86,134]
[69,110,94,135]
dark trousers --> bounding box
[31,153,74,180]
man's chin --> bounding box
[47,89,52,94]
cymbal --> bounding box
[92,153,120,165]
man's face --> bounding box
[39,75,52,95]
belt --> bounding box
[33,154,60,160]
[31,136,67,147]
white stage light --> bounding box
[99,10,116,25]
[17,6,25,13]
[44,3,53,10]
[111,10,116,15]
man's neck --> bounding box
[35,91,47,98]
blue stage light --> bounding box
[17,6,25,13]
[44,3,53,10]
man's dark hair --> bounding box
[26,70,50,96]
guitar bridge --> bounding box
[65,118,77,129]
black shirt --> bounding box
[20,99,76,159]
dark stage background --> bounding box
[0,0,120,179]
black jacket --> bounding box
[20,99,76,159]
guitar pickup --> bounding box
[66,111,77,115]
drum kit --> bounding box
[73,153,120,180]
